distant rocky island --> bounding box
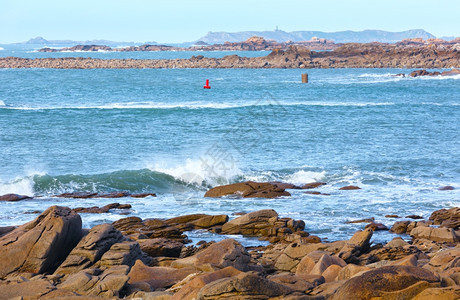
[38,36,339,52]
[2,38,460,69]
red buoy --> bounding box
[203,79,211,89]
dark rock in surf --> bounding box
[73,203,132,214]
[0,193,32,201]
[204,181,291,198]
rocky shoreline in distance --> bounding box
[2,41,459,69]
[0,181,459,299]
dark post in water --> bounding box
[302,73,308,83]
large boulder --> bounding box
[170,266,242,300]
[0,279,56,299]
[58,265,129,297]
[55,224,124,275]
[220,209,306,242]
[138,238,184,258]
[0,206,83,278]
[97,240,152,268]
[331,266,439,300]
[410,226,459,243]
[204,181,291,198]
[171,239,251,272]
[128,260,197,290]
[274,243,327,272]
[429,207,460,230]
[196,272,294,299]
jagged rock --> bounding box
[337,228,373,263]
[196,272,294,299]
[0,193,32,201]
[406,214,424,219]
[331,266,439,300]
[169,266,242,300]
[0,206,83,278]
[220,209,306,241]
[113,217,185,240]
[166,214,229,229]
[58,265,129,297]
[424,248,460,272]
[55,224,124,275]
[171,239,252,272]
[128,260,196,290]
[98,240,152,268]
[73,203,132,213]
[138,238,183,258]
[429,207,460,229]
[410,226,459,243]
[204,181,291,198]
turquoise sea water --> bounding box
[0,46,459,244]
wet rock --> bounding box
[365,222,389,231]
[171,239,252,272]
[331,266,439,300]
[304,191,330,196]
[429,207,460,229]
[54,192,98,198]
[385,214,400,218]
[169,266,242,300]
[406,214,424,219]
[0,206,83,278]
[410,226,459,243]
[204,181,291,198]
[58,265,129,297]
[438,185,455,190]
[339,185,361,190]
[0,193,32,201]
[128,260,196,290]
[97,191,131,198]
[55,224,124,275]
[300,182,327,189]
[270,181,302,189]
[138,238,184,258]
[196,272,294,299]
[98,240,152,268]
[73,203,132,213]
[441,68,460,76]
[131,192,157,198]
[346,217,374,224]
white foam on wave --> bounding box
[0,47,4,51]
[0,177,35,196]
[0,100,5,107]
[358,73,395,78]
[148,158,242,186]
[284,170,327,185]
[1,101,397,110]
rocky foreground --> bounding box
[0,182,459,299]
[2,42,460,69]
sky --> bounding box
[1,0,459,43]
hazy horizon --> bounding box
[1,0,459,44]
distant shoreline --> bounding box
[1,42,459,69]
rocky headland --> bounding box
[2,39,459,69]
[0,181,459,299]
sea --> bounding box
[0,44,459,245]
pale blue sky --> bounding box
[1,0,459,43]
